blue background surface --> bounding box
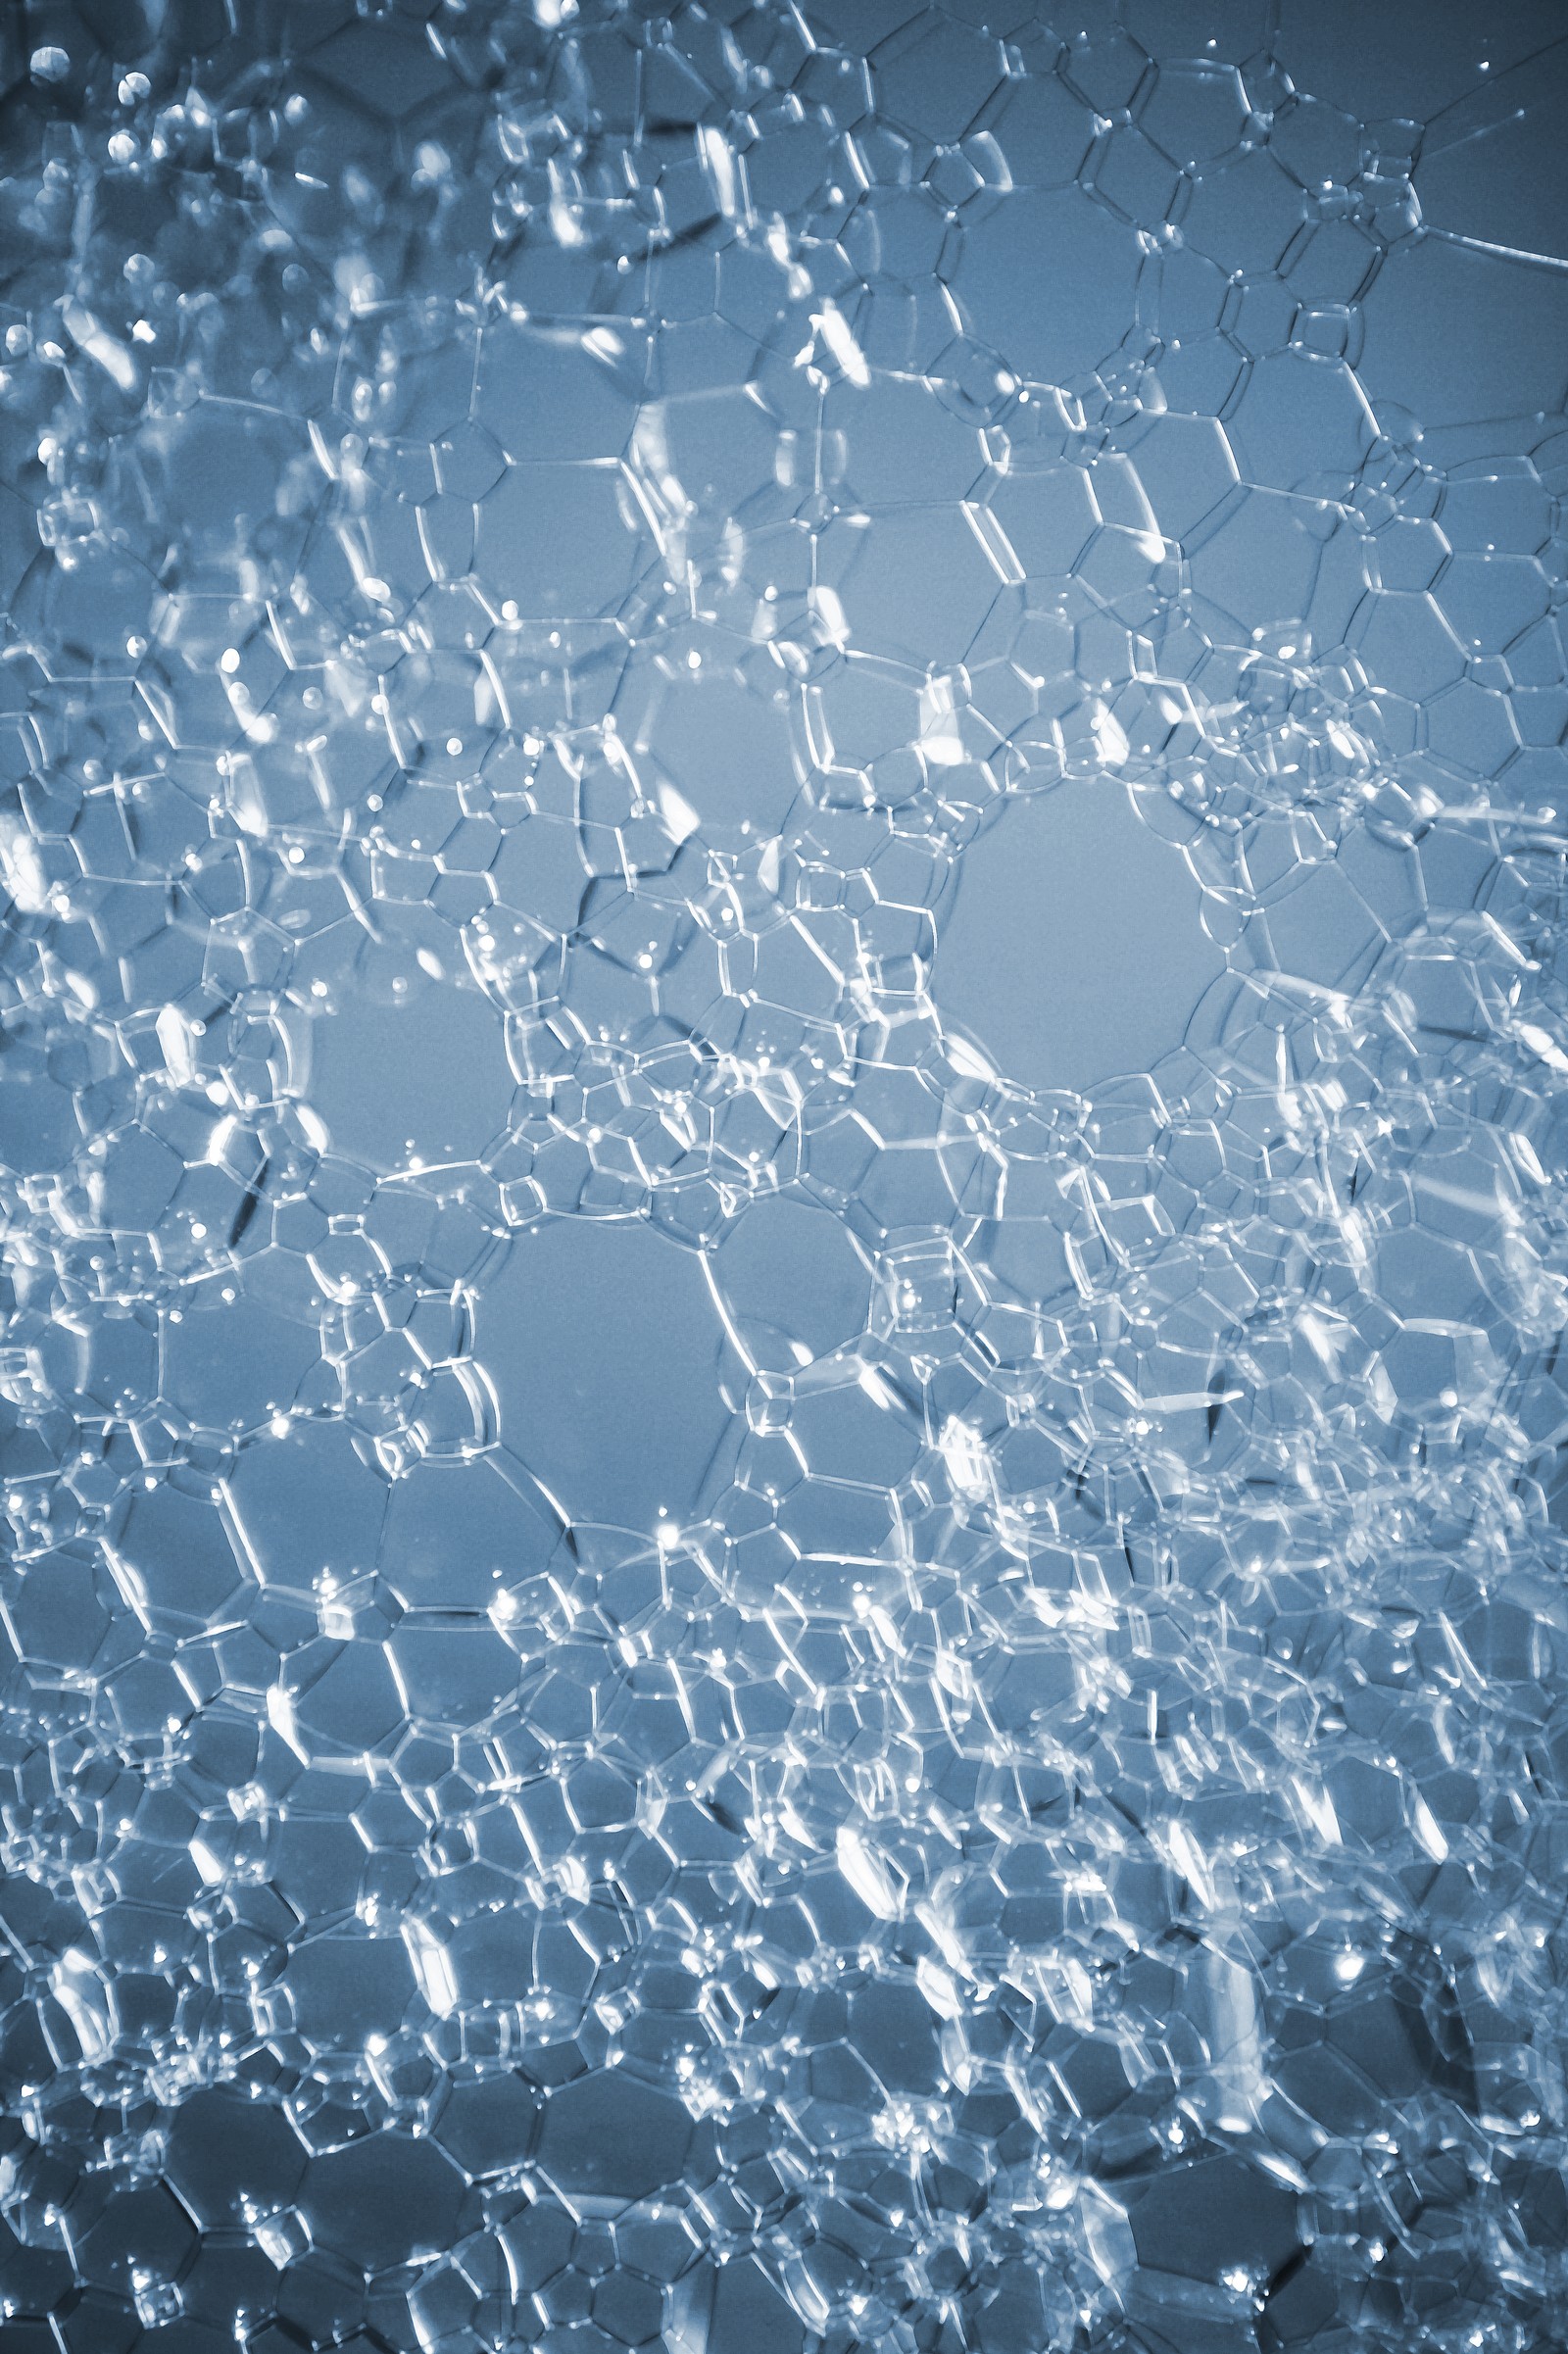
[2,3,1568,2349]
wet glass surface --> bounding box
[3,2,1568,2348]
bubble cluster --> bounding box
[4,2,1568,2349]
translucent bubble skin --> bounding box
[3,2,1568,2348]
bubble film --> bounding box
[4,2,1568,2348]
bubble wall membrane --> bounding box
[3,1,1568,2348]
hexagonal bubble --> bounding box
[936,779,1227,1096]
[110,1481,253,1635]
[958,191,1145,386]
[476,465,648,622]
[711,1194,872,1369]
[537,2068,694,2205]
[628,663,802,839]
[297,2133,474,2274]
[308,979,514,1172]
[478,1216,735,1535]
[5,2,1568,2346]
